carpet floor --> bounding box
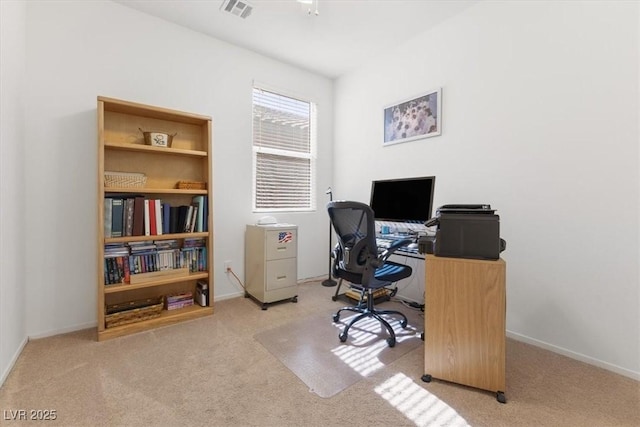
[1,279,638,426]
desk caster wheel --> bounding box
[421,374,432,383]
[497,391,506,404]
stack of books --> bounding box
[165,292,194,311]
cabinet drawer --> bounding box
[265,230,297,260]
[265,258,297,291]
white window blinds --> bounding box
[252,87,316,211]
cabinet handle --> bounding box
[276,275,287,280]
[277,246,287,251]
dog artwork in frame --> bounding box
[383,88,442,146]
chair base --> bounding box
[331,279,397,305]
[332,288,408,347]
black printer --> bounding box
[420,204,506,260]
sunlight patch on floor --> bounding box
[375,373,471,427]
[330,317,389,376]
[332,315,415,344]
[331,315,419,376]
[331,339,386,376]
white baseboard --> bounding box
[28,321,97,340]
[0,336,28,388]
[507,330,640,381]
[217,276,325,302]
[215,291,244,301]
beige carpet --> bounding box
[1,279,638,426]
[254,302,423,398]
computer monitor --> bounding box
[369,176,435,230]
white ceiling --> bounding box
[114,0,478,79]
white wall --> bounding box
[23,0,333,338]
[334,1,639,378]
[0,0,28,385]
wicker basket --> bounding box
[176,180,206,190]
[105,297,163,329]
[105,171,147,188]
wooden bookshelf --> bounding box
[97,96,214,341]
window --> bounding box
[252,87,316,211]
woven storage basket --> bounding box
[105,297,163,329]
[176,180,206,190]
[105,171,147,188]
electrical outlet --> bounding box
[224,261,232,272]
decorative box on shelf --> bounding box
[105,171,147,188]
[139,128,176,148]
[176,180,206,190]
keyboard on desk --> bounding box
[376,237,395,249]
[376,236,418,253]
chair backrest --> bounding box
[327,201,379,284]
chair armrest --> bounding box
[378,237,413,263]
[331,244,340,259]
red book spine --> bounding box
[149,199,157,235]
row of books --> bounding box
[104,195,208,238]
[104,239,207,285]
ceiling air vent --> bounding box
[220,0,253,19]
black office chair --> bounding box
[327,201,413,347]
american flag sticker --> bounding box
[278,231,293,243]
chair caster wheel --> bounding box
[244,292,249,298]
[421,374,432,383]
[386,337,396,347]
[333,314,340,322]
[339,332,347,342]
[291,296,298,303]
[421,332,424,341]
[331,296,337,301]
[497,391,506,404]
[401,319,408,328]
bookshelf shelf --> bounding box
[105,232,209,244]
[97,96,214,341]
[105,141,207,157]
[104,188,208,195]
[99,305,214,341]
[104,271,209,294]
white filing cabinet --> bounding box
[245,224,298,310]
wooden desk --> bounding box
[422,255,507,403]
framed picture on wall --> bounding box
[383,87,442,146]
